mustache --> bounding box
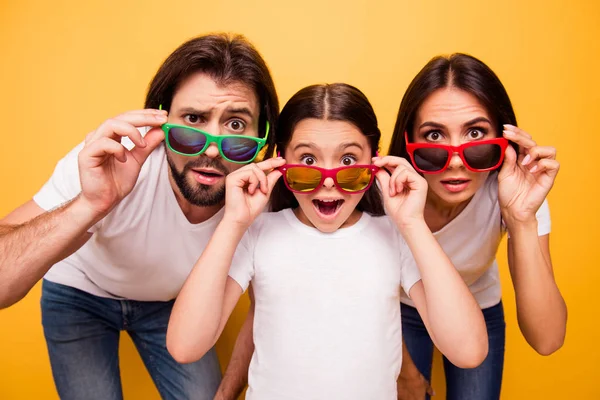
[182,156,229,175]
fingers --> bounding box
[502,125,536,156]
[129,127,166,165]
[80,137,129,166]
[265,169,283,194]
[254,157,286,172]
[522,146,556,166]
[87,110,168,147]
[372,155,415,174]
[389,165,422,197]
[529,158,560,177]
[375,168,391,198]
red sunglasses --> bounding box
[278,164,380,194]
[404,132,509,174]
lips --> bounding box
[191,168,224,185]
[440,178,471,193]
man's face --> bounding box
[166,72,260,207]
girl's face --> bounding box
[285,118,372,233]
[413,87,498,207]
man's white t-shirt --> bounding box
[228,209,422,400]
[34,141,223,301]
[401,173,551,309]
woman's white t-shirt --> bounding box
[228,209,422,400]
[401,173,551,309]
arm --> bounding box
[0,109,167,309]
[214,286,255,400]
[167,220,246,364]
[0,199,94,308]
[500,125,567,355]
[402,222,488,369]
[397,341,434,400]
[373,156,488,369]
[507,231,566,355]
[167,158,284,364]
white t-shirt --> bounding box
[228,209,422,400]
[34,140,224,301]
[401,173,551,309]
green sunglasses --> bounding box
[161,122,269,164]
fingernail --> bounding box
[141,138,147,147]
[503,130,515,137]
[503,124,516,129]
[530,165,538,173]
[522,154,531,165]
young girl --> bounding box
[390,54,567,400]
[167,83,488,399]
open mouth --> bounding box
[312,199,344,218]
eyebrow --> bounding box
[338,141,364,151]
[177,106,256,119]
[418,116,492,130]
[292,142,317,152]
[462,117,492,127]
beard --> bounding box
[166,152,230,207]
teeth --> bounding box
[321,200,337,203]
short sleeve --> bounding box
[398,232,422,298]
[228,228,256,292]
[33,142,84,211]
[535,199,551,236]
[502,198,552,237]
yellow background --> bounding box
[1,0,598,398]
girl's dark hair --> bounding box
[388,53,518,159]
[144,33,279,156]
[270,83,384,216]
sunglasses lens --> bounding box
[336,167,373,192]
[413,148,449,172]
[221,137,261,163]
[463,144,503,170]
[285,167,323,192]
[168,127,207,155]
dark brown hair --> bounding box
[144,33,279,156]
[270,83,385,216]
[388,53,518,159]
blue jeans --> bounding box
[402,301,506,400]
[41,279,221,400]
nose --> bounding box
[322,177,335,189]
[204,142,220,159]
[447,151,465,169]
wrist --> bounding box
[501,210,538,233]
[220,215,251,235]
[395,216,427,233]
[71,195,108,226]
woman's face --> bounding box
[284,118,372,233]
[412,87,499,207]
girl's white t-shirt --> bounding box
[228,209,422,400]
[401,173,551,309]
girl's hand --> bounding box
[222,157,285,228]
[373,156,428,228]
[499,125,559,225]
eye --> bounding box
[300,155,316,166]
[425,131,443,142]
[341,155,356,166]
[226,119,246,132]
[467,128,485,140]
[184,114,204,124]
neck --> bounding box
[169,177,224,225]
[424,188,472,231]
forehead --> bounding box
[171,72,259,115]
[289,118,370,150]
[416,87,491,125]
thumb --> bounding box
[130,127,165,165]
[498,144,517,180]
[265,169,283,194]
[375,169,391,200]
